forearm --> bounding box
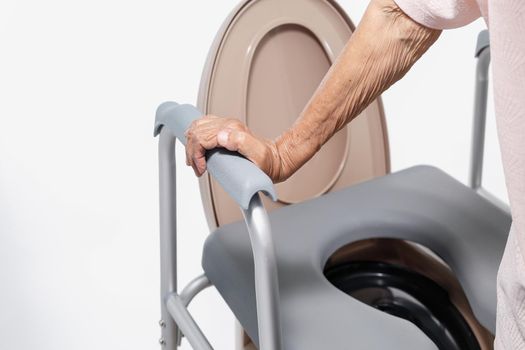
[274,0,441,181]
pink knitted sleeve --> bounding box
[394,0,481,29]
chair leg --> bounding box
[158,130,179,349]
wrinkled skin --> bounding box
[184,116,283,180]
[185,0,441,182]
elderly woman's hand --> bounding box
[184,115,285,182]
[184,0,441,186]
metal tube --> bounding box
[469,47,491,189]
[176,274,212,346]
[167,294,213,350]
[180,274,212,306]
[158,129,179,349]
[242,195,283,350]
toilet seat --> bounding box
[202,166,511,349]
[193,1,509,348]
[197,0,389,228]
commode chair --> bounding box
[154,1,511,349]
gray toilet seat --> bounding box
[202,166,511,349]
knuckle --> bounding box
[232,119,243,128]
[195,134,207,145]
[232,131,246,144]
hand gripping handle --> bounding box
[154,101,277,209]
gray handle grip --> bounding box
[154,101,277,209]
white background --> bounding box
[0,1,507,349]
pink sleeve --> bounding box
[393,0,481,29]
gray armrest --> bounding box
[475,30,489,58]
[154,101,277,209]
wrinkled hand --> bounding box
[184,115,285,182]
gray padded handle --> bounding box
[475,30,490,57]
[154,101,277,209]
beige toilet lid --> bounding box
[197,0,390,229]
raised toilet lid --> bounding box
[197,0,390,229]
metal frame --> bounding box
[155,29,504,350]
[468,31,510,214]
[158,130,180,349]
[242,195,283,350]
[157,127,282,350]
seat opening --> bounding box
[324,239,493,350]
[326,261,479,350]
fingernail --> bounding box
[217,130,229,145]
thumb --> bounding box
[217,129,268,167]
